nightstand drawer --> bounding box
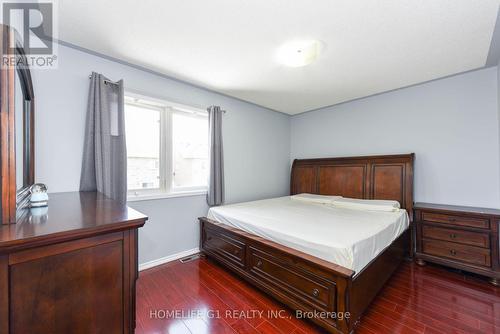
[421,212,489,229]
[422,225,490,248]
[422,239,491,267]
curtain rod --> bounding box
[88,74,119,85]
[211,107,227,113]
[88,74,226,113]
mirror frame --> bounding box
[14,43,35,213]
[0,24,35,224]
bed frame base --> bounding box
[199,217,409,334]
[200,153,414,333]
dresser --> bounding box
[414,203,499,286]
[0,192,147,334]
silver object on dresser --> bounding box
[30,183,49,207]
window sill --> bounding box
[127,190,207,202]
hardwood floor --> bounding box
[136,257,500,334]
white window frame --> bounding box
[125,91,208,201]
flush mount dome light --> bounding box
[276,40,323,67]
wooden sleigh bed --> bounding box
[199,154,414,333]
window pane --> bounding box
[172,112,208,189]
[125,104,160,190]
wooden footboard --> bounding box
[199,217,409,334]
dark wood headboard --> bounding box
[290,154,415,218]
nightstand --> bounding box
[414,203,499,286]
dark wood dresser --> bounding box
[414,203,499,286]
[0,192,147,334]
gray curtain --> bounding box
[80,72,127,203]
[206,106,224,206]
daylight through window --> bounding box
[124,93,208,199]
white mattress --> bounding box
[207,196,409,275]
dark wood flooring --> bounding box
[136,257,500,333]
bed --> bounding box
[199,154,414,333]
[207,195,409,275]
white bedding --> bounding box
[207,196,409,275]
[291,193,401,212]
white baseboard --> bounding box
[139,247,200,271]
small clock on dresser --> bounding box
[414,203,499,286]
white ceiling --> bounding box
[58,0,500,115]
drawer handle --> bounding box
[207,236,212,241]
[450,249,457,256]
[312,289,320,297]
[256,260,263,267]
[449,218,456,222]
[450,233,457,239]
[233,249,240,256]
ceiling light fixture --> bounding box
[275,40,323,67]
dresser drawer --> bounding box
[249,247,333,310]
[421,212,490,229]
[422,225,490,248]
[204,230,246,268]
[422,239,491,267]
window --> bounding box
[124,93,208,200]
